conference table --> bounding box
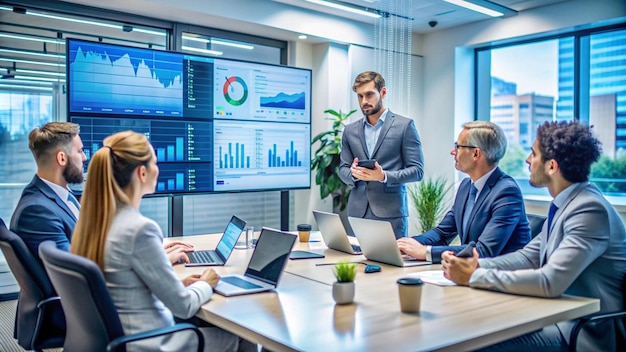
[169,231,599,352]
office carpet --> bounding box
[0,299,62,352]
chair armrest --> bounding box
[569,311,626,352]
[106,322,204,352]
[36,296,61,309]
[31,296,62,349]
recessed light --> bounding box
[298,35,307,40]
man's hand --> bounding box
[350,158,385,182]
[441,248,479,286]
[397,237,427,260]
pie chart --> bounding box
[223,76,248,106]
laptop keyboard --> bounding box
[221,276,262,289]
[351,244,362,254]
[188,250,220,264]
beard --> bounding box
[63,161,84,184]
[528,167,550,188]
[360,99,383,116]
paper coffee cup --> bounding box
[397,277,423,313]
[297,224,312,242]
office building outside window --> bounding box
[477,27,626,199]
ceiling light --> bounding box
[15,69,65,77]
[182,35,253,50]
[5,6,166,37]
[0,32,64,44]
[0,84,53,91]
[443,0,511,17]
[0,48,64,59]
[183,36,211,44]
[181,46,223,56]
[210,39,253,50]
[14,75,65,82]
[0,58,65,67]
[298,35,308,40]
[305,0,381,19]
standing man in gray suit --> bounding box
[442,121,626,351]
[338,71,424,238]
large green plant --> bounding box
[409,176,452,233]
[311,109,356,211]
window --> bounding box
[477,27,626,198]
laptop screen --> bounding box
[215,215,247,259]
[245,228,296,285]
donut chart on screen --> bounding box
[223,76,248,106]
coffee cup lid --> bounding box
[297,224,312,231]
[397,278,423,285]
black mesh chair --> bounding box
[527,213,547,239]
[569,273,626,351]
[38,240,204,352]
[0,219,65,351]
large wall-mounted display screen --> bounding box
[67,39,311,194]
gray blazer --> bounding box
[338,111,424,219]
[470,182,626,351]
[104,205,213,352]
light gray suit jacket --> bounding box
[470,182,626,351]
[104,205,213,352]
[338,111,424,219]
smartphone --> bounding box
[357,159,377,169]
[456,241,476,258]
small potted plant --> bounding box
[332,261,357,304]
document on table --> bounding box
[405,270,457,286]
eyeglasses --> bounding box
[454,142,478,150]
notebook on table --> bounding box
[348,217,432,267]
[312,210,362,255]
[185,215,247,267]
[214,228,297,296]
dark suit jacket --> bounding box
[414,167,530,263]
[338,111,424,219]
[10,175,76,259]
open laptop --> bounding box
[214,228,297,296]
[185,215,247,267]
[348,217,432,267]
[312,210,362,255]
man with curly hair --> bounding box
[442,121,626,351]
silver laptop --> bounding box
[215,228,297,296]
[185,215,247,267]
[312,210,362,255]
[348,217,432,267]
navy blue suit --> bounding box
[414,167,530,263]
[10,175,76,259]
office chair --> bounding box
[527,213,547,239]
[569,273,626,351]
[0,219,65,351]
[38,240,204,352]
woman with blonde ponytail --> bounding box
[71,131,255,352]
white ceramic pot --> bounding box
[332,281,355,304]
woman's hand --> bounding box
[165,242,194,265]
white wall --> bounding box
[419,0,626,221]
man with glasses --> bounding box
[397,121,530,263]
[10,122,86,259]
[442,121,626,351]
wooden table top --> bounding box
[168,231,599,351]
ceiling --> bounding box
[274,0,570,34]
[45,0,572,41]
